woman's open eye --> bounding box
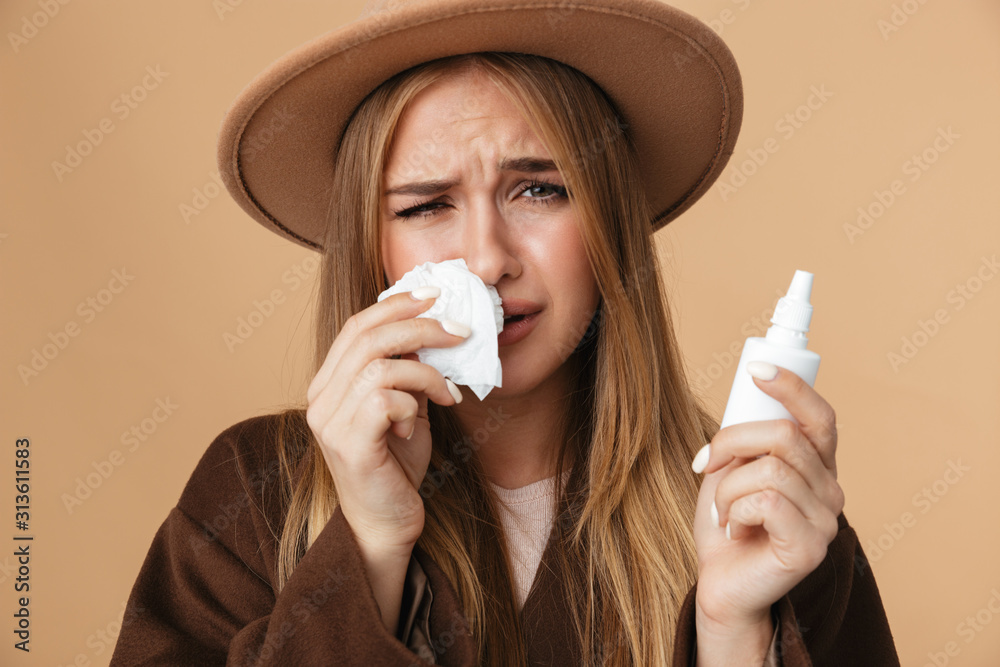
[391,180,569,219]
[518,180,568,203]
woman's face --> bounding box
[380,68,600,397]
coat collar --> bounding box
[291,450,584,664]
[411,507,584,666]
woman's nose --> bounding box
[458,199,520,285]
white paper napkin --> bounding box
[377,258,504,400]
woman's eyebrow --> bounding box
[384,156,558,196]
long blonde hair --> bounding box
[256,52,719,666]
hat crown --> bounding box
[217,0,744,252]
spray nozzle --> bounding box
[770,270,814,334]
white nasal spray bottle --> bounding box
[719,270,820,429]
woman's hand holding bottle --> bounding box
[690,363,844,665]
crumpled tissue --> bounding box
[377,258,503,400]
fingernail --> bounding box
[445,378,463,403]
[710,500,720,528]
[691,443,710,474]
[410,286,441,301]
[726,521,732,540]
[406,422,416,439]
[746,361,778,381]
[441,319,471,337]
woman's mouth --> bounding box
[498,311,540,346]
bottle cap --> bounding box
[771,270,813,333]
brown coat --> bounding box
[110,414,900,666]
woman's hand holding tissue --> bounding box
[305,288,467,554]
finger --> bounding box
[727,489,840,567]
[333,358,461,430]
[714,455,834,531]
[307,290,439,403]
[307,357,454,446]
[388,383,430,440]
[348,387,421,468]
[314,316,467,418]
[694,455,755,546]
[319,386,418,474]
[743,362,838,472]
[701,419,839,506]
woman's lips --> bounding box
[498,310,539,346]
[500,297,543,319]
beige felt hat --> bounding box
[216,0,743,253]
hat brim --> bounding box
[217,0,743,252]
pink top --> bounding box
[488,470,573,610]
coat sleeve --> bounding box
[108,419,453,667]
[671,511,901,666]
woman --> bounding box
[111,1,900,665]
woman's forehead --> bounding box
[382,139,555,195]
[397,67,533,131]
[387,93,549,179]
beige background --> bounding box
[2,0,997,665]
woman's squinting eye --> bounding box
[391,180,569,219]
